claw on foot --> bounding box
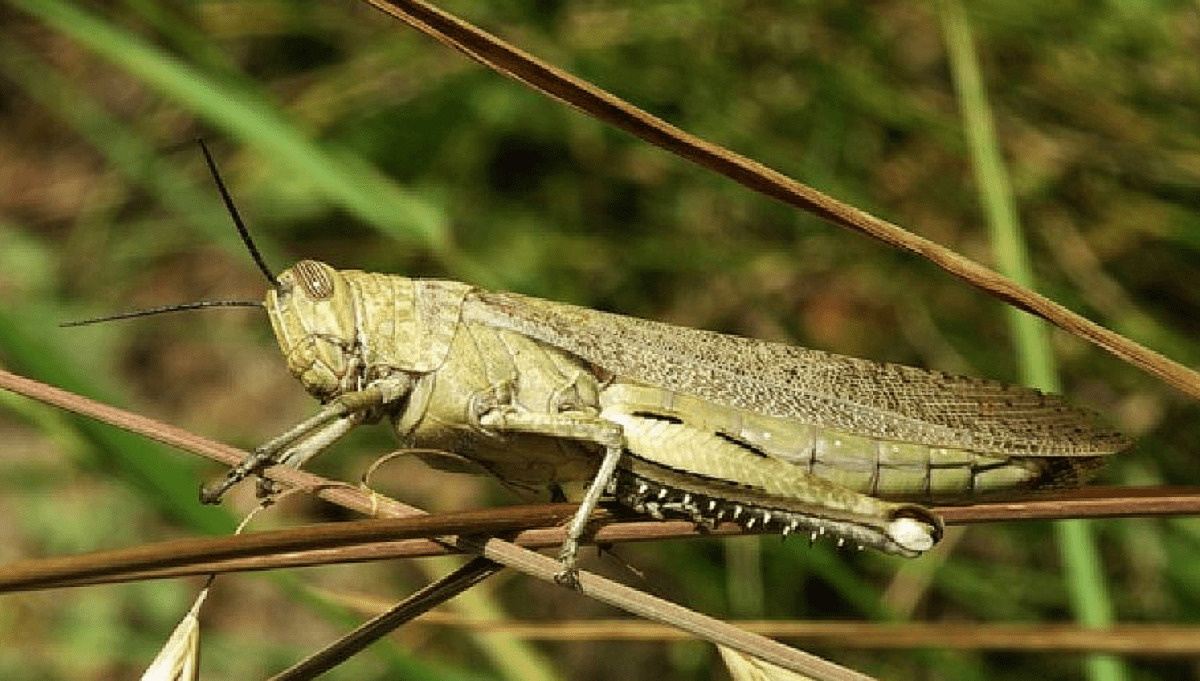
[554,542,583,589]
[198,476,237,505]
[554,566,581,589]
[255,476,283,499]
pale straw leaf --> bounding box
[141,586,209,681]
[719,644,818,681]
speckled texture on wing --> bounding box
[462,290,1129,458]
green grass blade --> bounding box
[938,2,1128,680]
[8,0,452,257]
[0,40,288,266]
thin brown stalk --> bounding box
[408,616,1200,656]
[269,556,505,681]
[4,483,1199,592]
[0,505,578,592]
[358,0,1200,402]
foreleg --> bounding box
[200,374,413,503]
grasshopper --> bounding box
[82,149,1130,585]
[193,253,1128,583]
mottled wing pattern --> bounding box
[462,290,1129,458]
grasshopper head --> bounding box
[266,260,360,401]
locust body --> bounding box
[203,259,1129,580]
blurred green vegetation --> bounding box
[0,0,1198,679]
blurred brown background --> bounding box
[1,0,1198,679]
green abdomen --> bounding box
[600,381,1097,502]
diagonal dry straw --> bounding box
[360,0,1200,403]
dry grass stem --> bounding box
[411,616,1200,656]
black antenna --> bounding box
[61,301,264,327]
[62,143,274,329]
[197,139,278,287]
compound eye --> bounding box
[293,260,335,299]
